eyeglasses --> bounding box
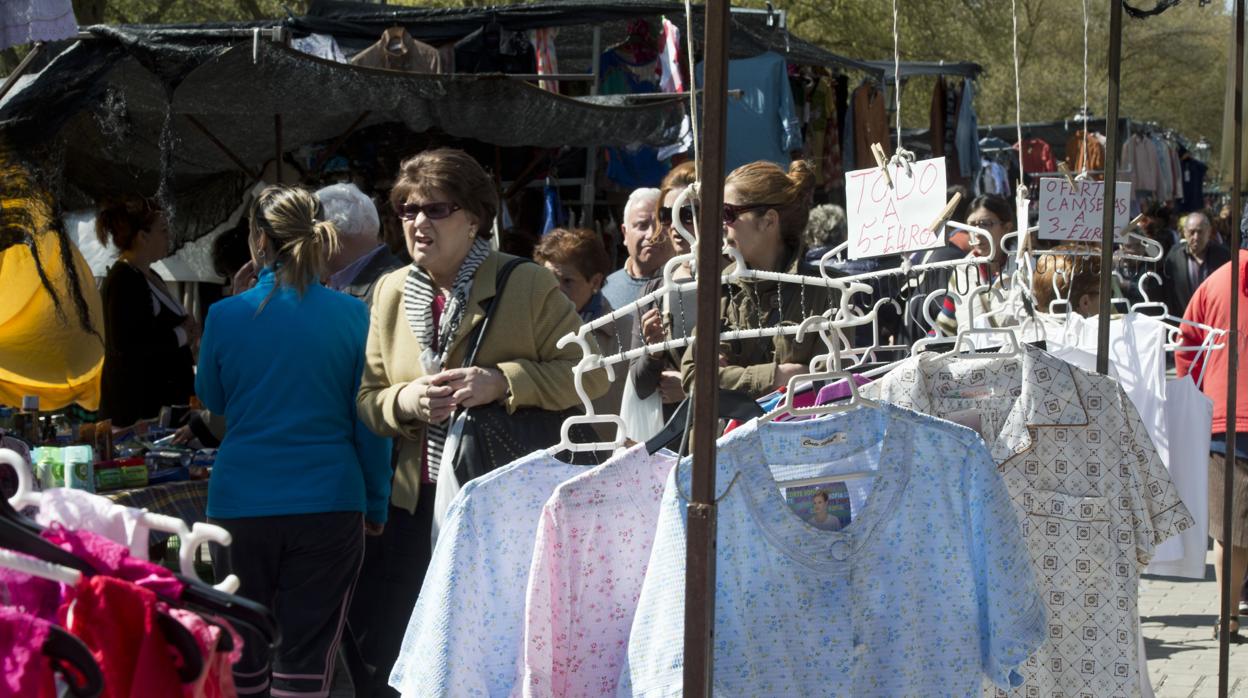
[658,205,696,227]
[722,202,781,225]
[968,218,1005,229]
[397,201,461,221]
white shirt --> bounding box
[389,452,582,698]
[862,346,1192,698]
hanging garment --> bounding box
[945,78,963,181]
[454,22,535,74]
[805,76,840,187]
[389,452,582,698]
[291,33,347,63]
[657,18,683,93]
[861,345,1192,698]
[166,608,242,698]
[530,28,559,94]
[1066,129,1106,179]
[0,0,76,51]
[955,78,981,179]
[976,158,1010,196]
[1144,376,1212,578]
[1178,154,1208,213]
[621,405,1045,695]
[601,47,668,188]
[1016,138,1057,176]
[696,52,803,173]
[1150,136,1173,201]
[520,446,678,697]
[0,607,57,697]
[930,77,947,161]
[32,488,152,560]
[1120,133,1161,195]
[60,575,185,698]
[852,81,889,170]
[350,30,443,74]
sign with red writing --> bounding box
[845,157,947,260]
[1038,178,1131,241]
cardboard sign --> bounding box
[1038,178,1132,241]
[845,156,947,260]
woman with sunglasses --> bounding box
[626,162,698,433]
[678,159,830,399]
[934,193,1019,336]
[355,148,601,693]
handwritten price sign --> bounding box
[845,157,947,260]
[1038,178,1131,241]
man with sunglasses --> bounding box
[603,188,669,323]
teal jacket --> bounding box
[197,267,390,523]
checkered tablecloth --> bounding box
[103,479,209,532]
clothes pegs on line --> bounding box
[1057,162,1078,189]
[928,191,962,234]
[871,143,892,188]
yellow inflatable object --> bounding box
[0,203,105,412]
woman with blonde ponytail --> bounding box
[195,185,392,696]
[678,159,831,399]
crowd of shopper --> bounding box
[87,148,1248,692]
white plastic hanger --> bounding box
[3,448,240,593]
[0,548,82,585]
[547,334,629,455]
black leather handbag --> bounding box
[448,258,586,485]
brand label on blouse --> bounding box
[945,409,985,437]
[801,433,847,448]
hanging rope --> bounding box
[888,0,915,174]
[1078,0,1092,181]
[1011,0,1028,200]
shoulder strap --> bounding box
[463,257,531,369]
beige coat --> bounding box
[357,252,607,513]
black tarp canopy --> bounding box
[0,22,687,244]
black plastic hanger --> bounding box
[42,625,103,698]
[0,497,93,574]
[178,577,280,651]
[645,390,764,455]
[156,611,205,683]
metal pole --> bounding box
[1218,2,1243,695]
[685,0,730,694]
[581,26,602,226]
[0,42,42,104]
[1095,0,1124,375]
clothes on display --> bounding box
[622,405,1046,695]
[597,20,671,188]
[697,52,803,174]
[1016,137,1058,176]
[455,21,536,74]
[861,346,1193,698]
[0,0,77,52]
[850,80,889,170]
[291,33,346,63]
[1066,129,1106,178]
[521,446,678,697]
[350,28,443,74]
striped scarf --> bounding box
[403,236,492,481]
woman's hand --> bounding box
[180,316,201,347]
[641,308,666,352]
[773,362,808,390]
[435,367,508,409]
[231,260,258,296]
[396,375,457,424]
[364,521,385,537]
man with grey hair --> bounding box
[317,182,404,305]
[1163,210,1232,317]
[603,187,669,315]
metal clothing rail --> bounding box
[1219,3,1244,695]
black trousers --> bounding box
[349,484,436,697]
[210,511,364,697]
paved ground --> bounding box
[1141,549,1248,697]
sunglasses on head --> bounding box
[722,202,781,225]
[657,205,696,227]
[397,201,461,221]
